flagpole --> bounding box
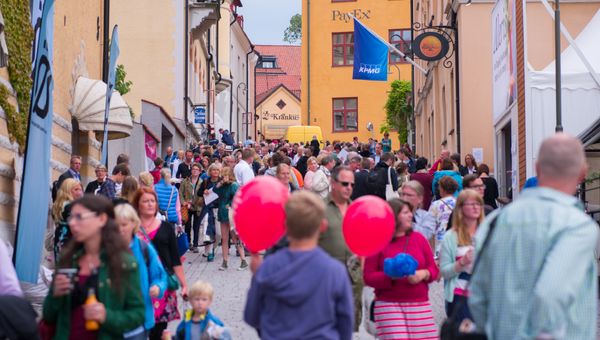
[349,14,428,75]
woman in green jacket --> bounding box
[43,195,145,339]
[213,166,247,271]
[439,189,485,325]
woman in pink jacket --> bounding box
[364,199,440,339]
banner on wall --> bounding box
[491,0,518,120]
[144,129,157,171]
[14,0,55,283]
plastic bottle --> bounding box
[85,288,100,331]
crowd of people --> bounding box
[0,132,596,340]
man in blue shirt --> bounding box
[469,133,598,340]
[56,155,82,188]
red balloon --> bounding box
[233,176,290,252]
[343,196,395,257]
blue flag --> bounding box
[101,25,120,165]
[352,18,389,81]
[14,0,55,283]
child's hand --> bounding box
[149,285,160,298]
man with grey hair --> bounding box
[469,133,597,339]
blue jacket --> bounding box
[176,309,231,340]
[244,247,353,340]
[155,179,179,223]
[130,237,167,330]
[432,170,463,199]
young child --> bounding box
[175,280,231,340]
[244,191,354,340]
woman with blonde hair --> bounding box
[214,166,247,271]
[303,156,319,191]
[440,189,485,324]
[115,203,167,339]
[399,181,436,242]
[138,172,154,189]
[52,178,84,263]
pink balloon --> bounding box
[343,196,395,256]
[233,176,290,252]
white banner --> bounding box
[491,0,518,120]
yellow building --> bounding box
[301,0,412,144]
[256,85,301,140]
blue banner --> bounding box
[352,18,389,81]
[14,0,55,283]
[101,25,120,165]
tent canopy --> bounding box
[527,9,600,176]
[71,77,133,140]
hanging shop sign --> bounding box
[412,32,450,61]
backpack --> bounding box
[367,167,388,199]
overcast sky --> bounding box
[239,0,301,45]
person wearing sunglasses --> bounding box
[319,165,363,333]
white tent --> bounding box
[526,9,600,175]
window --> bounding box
[332,32,354,66]
[276,99,287,109]
[389,29,412,64]
[332,98,358,132]
[259,56,276,68]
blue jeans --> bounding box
[199,205,216,239]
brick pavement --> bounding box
[166,246,447,339]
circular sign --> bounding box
[412,32,450,62]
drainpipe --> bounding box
[306,0,311,126]
[452,12,461,154]
[207,29,213,124]
[246,45,255,140]
[102,0,109,82]
[184,0,189,125]
[229,76,234,132]
[254,53,260,141]
[410,0,416,151]
[215,3,223,86]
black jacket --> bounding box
[368,162,399,199]
[351,169,370,200]
[295,156,309,177]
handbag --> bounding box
[167,273,180,291]
[181,205,189,224]
[176,228,189,258]
[440,213,501,340]
[385,166,400,201]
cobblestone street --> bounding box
[167,246,447,339]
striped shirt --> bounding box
[469,187,598,340]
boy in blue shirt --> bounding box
[244,191,354,340]
[175,280,231,340]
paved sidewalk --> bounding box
[167,246,447,339]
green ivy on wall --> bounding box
[0,0,34,150]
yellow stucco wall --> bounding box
[256,87,301,140]
[301,0,412,144]
[110,0,178,118]
[53,0,104,181]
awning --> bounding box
[71,77,133,140]
[0,10,8,67]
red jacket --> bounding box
[364,231,439,303]
[150,167,161,184]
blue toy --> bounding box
[383,253,418,278]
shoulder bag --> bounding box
[385,166,400,201]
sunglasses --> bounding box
[337,181,354,188]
